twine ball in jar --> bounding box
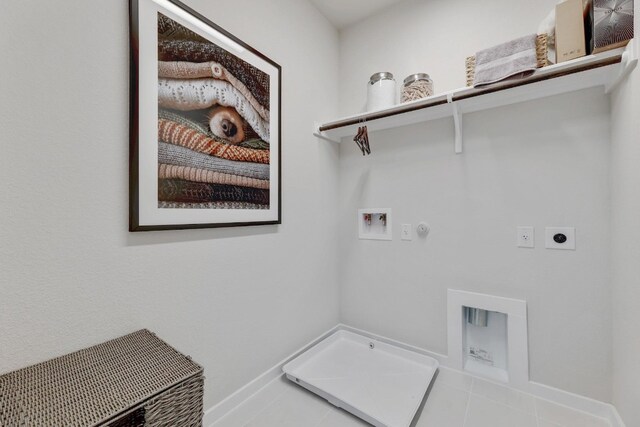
[401,73,434,103]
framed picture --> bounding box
[129,0,281,231]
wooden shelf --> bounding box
[314,41,637,154]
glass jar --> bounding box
[366,72,396,112]
[401,73,434,103]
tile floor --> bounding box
[212,367,611,427]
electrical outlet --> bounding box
[517,226,535,248]
[401,224,413,241]
[545,227,576,250]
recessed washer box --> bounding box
[283,330,438,427]
[358,208,392,241]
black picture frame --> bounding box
[129,0,282,232]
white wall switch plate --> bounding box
[517,227,535,248]
[401,224,413,241]
[545,227,576,250]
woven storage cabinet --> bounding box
[465,34,549,86]
[0,330,203,427]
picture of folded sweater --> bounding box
[159,164,270,190]
[158,142,270,180]
[159,118,270,164]
[159,39,270,109]
[159,78,269,142]
[159,179,270,205]
[149,12,279,219]
[159,109,270,150]
[158,61,270,122]
[158,201,269,210]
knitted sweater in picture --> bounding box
[158,142,270,180]
[158,39,270,109]
[158,61,269,123]
[158,164,270,190]
[158,201,269,210]
[158,13,209,44]
[158,179,270,205]
[158,78,269,142]
[158,109,269,150]
[158,119,270,164]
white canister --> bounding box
[366,72,396,111]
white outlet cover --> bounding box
[545,227,576,250]
[517,226,535,248]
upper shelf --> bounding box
[314,40,637,153]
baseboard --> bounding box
[608,405,627,427]
[528,381,624,426]
[203,323,625,427]
[203,324,341,427]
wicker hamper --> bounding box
[465,34,549,86]
[0,330,204,427]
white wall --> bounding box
[0,0,340,410]
[337,0,613,401]
[610,2,640,424]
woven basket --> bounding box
[465,34,549,87]
[0,330,204,427]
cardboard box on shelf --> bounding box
[556,0,587,62]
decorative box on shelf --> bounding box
[0,329,204,427]
[591,0,634,53]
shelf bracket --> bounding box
[605,39,638,94]
[451,98,463,154]
[313,122,341,144]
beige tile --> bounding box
[470,378,536,415]
[214,371,612,427]
[465,394,537,427]
[537,419,563,427]
[211,376,291,427]
[535,399,611,427]
[434,367,473,392]
[414,381,469,427]
[316,408,370,427]
[245,382,332,427]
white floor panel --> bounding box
[283,330,439,427]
